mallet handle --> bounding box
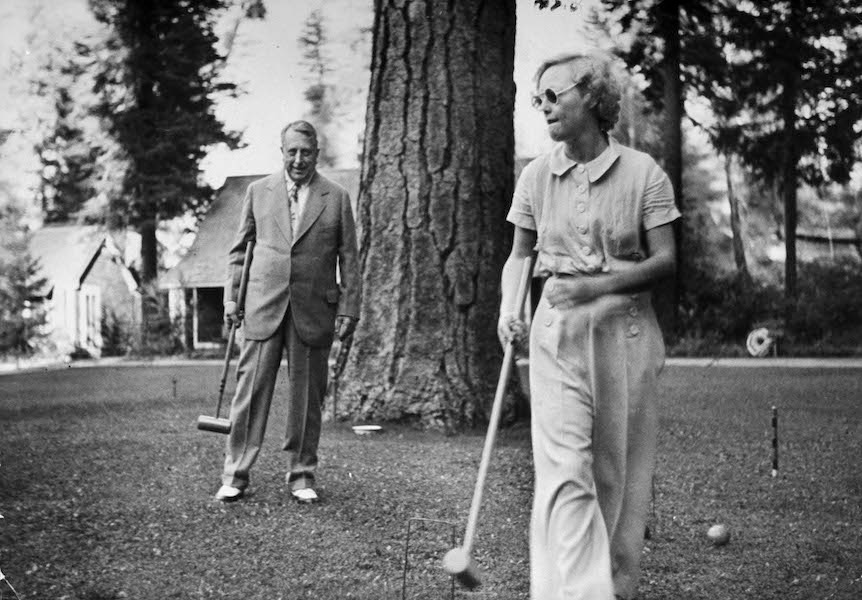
[215,240,255,418]
[462,255,534,554]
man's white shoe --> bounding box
[291,488,319,504]
[215,485,244,502]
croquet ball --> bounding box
[707,524,731,546]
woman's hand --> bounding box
[498,313,529,348]
[544,275,602,309]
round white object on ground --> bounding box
[707,523,731,546]
[352,424,383,435]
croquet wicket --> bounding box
[402,517,457,600]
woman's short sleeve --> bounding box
[642,163,681,231]
[507,161,538,231]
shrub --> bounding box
[784,259,862,353]
[669,259,862,356]
[129,284,185,357]
[100,308,132,357]
[673,270,783,344]
[0,226,48,359]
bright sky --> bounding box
[202,0,599,187]
[0,0,599,190]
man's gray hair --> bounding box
[281,120,318,147]
[534,50,622,134]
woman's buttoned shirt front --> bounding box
[507,137,680,276]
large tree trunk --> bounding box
[139,216,159,345]
[340,0,516,429]
[654,0,682,335]
[658,0,683,205]
[139,217,158,284]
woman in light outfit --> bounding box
[498,50,680,600]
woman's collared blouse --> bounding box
[507,137,681,278]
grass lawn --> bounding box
[0,364,860,599]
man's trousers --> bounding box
[221,306,329,492]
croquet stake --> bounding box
[771,405,778,477]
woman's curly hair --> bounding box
[534,50,622,134]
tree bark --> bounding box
[131,0,158,287]
[657,0,683,206]
[654,0,682,335]
[139,217,158,284]
[724,153,751,285]
[340,0,516,429]
[139,216,158,345]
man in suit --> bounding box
[215,120,360,504]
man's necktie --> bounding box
[288,184,300,236]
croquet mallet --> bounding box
[196,240,254,434]
[326,331,354,421]
[443,254,535,589]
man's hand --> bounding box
[335,315,357,340]
[224,301,242,326]
[497,313,528,349]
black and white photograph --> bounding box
[1,1,860,598]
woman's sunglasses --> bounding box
[531,81,578,109]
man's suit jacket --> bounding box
[224,170,360,347]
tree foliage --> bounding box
[599,0,862,301]
[600,1,722,113]
[220,0,267,61]
[0,1,103,226]
[712,1,862,187]
[31,46,100,223]
[83,0,246,282]
[299,9,338,168]
[711,1,862,299]
[296,7,372,169]
[0,212,48,358]
[534,0,585,11]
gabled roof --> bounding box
[27,224,140,297]
[28,225,106,297]
[160,174,264,289]
[161,169,361,289]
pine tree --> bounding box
[85,0,244,284]
[32,46,100,223]
[298,9,338,168]
[711,0,862,300]
[0,214,48,359]
[597,1,862,301]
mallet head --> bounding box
[196,415,231,434]
[443,547,482,589]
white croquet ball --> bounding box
[707,523,731,546]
